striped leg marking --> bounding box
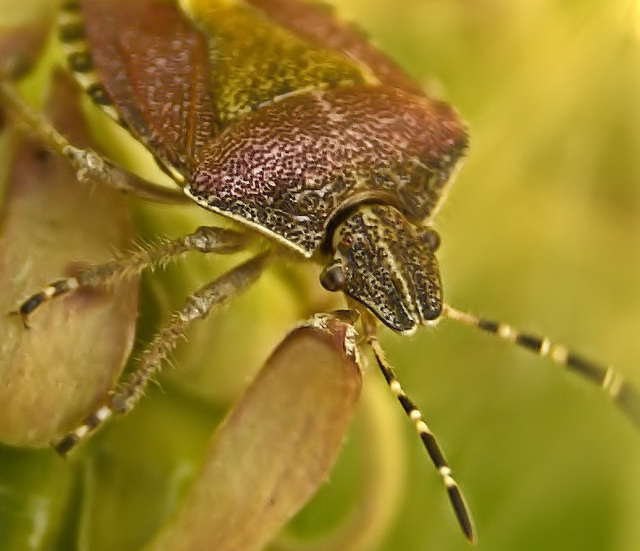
[367,336,476,543]
[443,304,640,429]
[51,251,271,455]
[15,226,252,323]
[18,278,81,321]
[53,404,113,455]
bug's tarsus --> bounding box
[7,308,32,329]
[52,403,113,456]
[443,304,640,430]
[52,251,272,455]
[15,226,253,321]
[365,332,476,543]
[18,278,80,323]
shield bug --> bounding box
[1,0,638,546]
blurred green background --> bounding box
[1,0,639,551]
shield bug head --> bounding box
[321,204,443,333]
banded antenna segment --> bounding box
[443,304,640,429]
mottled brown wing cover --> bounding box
[79,0,467,256]
[80,0,218,174]
[191,86,465,254]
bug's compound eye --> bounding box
[419,227,441,252]
[320,262,346,292]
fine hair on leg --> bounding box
[15,226,254,323]
[52,250,272,455]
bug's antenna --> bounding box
[443,303,640,429]
[363,323,476,543]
